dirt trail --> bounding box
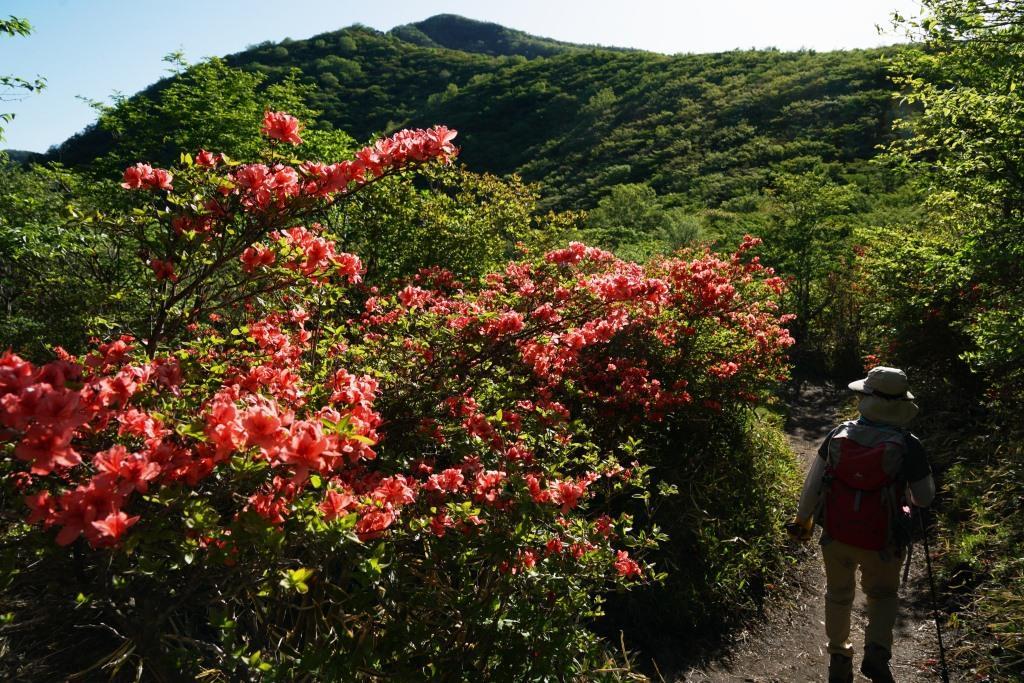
[678,382,946,682]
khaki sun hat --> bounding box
[848,366,915,401]
[848,366,919,426]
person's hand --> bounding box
[785,517,813,542]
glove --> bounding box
[785,517,813,542]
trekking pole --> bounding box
[919,508,951,683]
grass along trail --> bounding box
[678,381,945,682]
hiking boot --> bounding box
[861,643,895,683]
[828,653,853,683]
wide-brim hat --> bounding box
[848,366,914,400]
[849,366,919,427]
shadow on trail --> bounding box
[782,379,851,450]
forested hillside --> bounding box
[50,15,898,211]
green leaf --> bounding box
[290,567,314,583]
[280,567,315,594]
[175,420,207,440]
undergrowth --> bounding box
[933,425,1024,680]
[599,407,801,673]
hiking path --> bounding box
[678,381,946,682]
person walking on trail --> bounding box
[788,367,935,683]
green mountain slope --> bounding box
[48,14,901,211]
[417,47,898,209]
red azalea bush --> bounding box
[349,236,793,438]
[344,238,799,660]
[0,114,795,679]
[115,114,458,356]
[0,316,655,679]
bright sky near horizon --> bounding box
[1,0,921,153]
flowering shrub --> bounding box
[112,113,457,355]
[0,329,656,676]
[343,238,799,662]
[350,237,792,437]
[0,113,794,679]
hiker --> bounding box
[788,367,935,683]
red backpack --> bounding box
[822,421,908,551]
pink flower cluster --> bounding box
[526,473,599,512]
[1,308,387,548]
[240,225,363,283]
[297,126,459,199]
[359,237,793,432]
[231,163,301,211]
[545,242,615,266]
[333,238,792,578]
[1,346,166,546]
[122,118,458,259]
[197,125,457,215]
[121,163,173,191]
[261,111,303,145]
[613,550,642,578]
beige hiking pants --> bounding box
[822,538,905,657]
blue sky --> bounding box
[2,0,920,152]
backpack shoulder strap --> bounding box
[825,420,858,466]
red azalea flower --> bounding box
[261,111,303,145]
[195,149,218,167]
[91,510,140,543]
[613,550,642,578]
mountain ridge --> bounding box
[389,14,638,58]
